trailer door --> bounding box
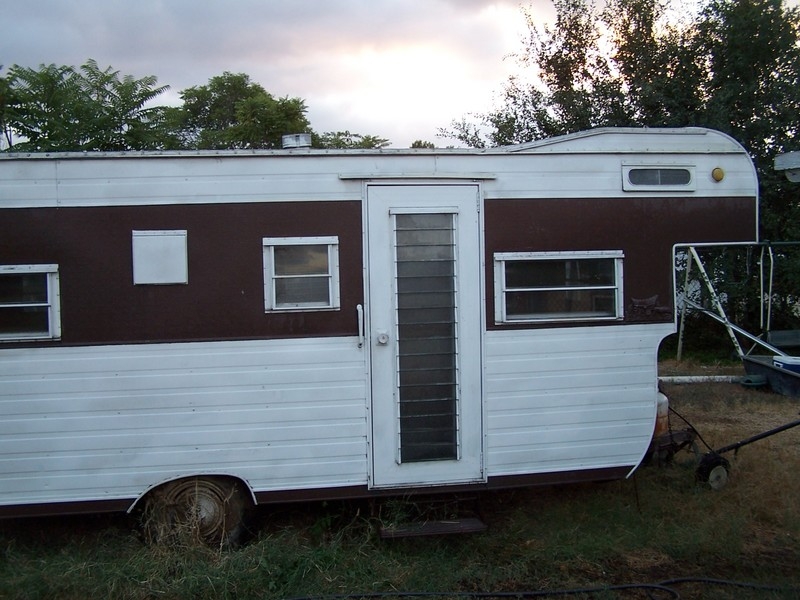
[367,184,484,488]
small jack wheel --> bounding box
[695,453,730,490]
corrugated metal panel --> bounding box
[0,337,368,506]
[484,323,674,476]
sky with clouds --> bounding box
[2,1,556,147]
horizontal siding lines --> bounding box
[0,432,366,477]
[0,337,370,504]
[487,366,653,394]
[53,160,364,206]
[0,382,365,418]
[488,386,645,413]
[1,420,364,454]
[484,324,669,476]
[487,439,646,473]
[486,325,667,355]
[1,364,366,401]
[488,348,650,371]
[1,452,368,502]
[489,401,652,432]
[0,338,366,403]
[0,337,363,376]
[486,351,656,395]
[491,421,648,448]
[0,402,366,436]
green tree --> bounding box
[3,60,170,151]
[77,59,171,151]
[3,63,88,151]
[695,0,800,244]
[314,130,390,149]
[176,72,311,149]
[444,0,800,230]
[0,67,12,149]
[443,0,800,336]
[410,140,436,149]
[446,0,799,145]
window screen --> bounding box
[494,252,623,323]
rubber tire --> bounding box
[695,453,730,490]
[142,476,250,548]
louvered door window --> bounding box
[394,213,459,463]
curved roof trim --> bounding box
[501,127,749,155]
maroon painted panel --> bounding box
[0,202,363,345]
[485,196,757,329]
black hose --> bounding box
[667,406,715,452]
[284,577,800,600]
[660,576,800,594]
[284,585,680,599]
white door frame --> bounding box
[365,183,485,488]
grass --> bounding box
[1,380,799,599]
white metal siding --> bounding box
[484,323,674,476]
[0,129,758,209]
[0,337,368,507]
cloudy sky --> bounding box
[3,1,556,147]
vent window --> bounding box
[623,166,695,191]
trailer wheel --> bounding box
[695,453,730,490]
[142,476,251,548]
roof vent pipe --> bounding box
[282,133,313,149]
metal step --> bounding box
[379,517,487,539]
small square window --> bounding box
[494,251,624,323]
[0,264,61,341]
[263,237,340,311]
[132,230,188,285]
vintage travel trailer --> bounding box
[0,127,758,543]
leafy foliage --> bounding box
[314,130,390,149]
[1,64,391,152]
[175,72,311,150]
[446,0,800,153]
[2,60,170,151]
[443,0,800,336]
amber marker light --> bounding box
[712,167,725,182]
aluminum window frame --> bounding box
[0,264,62,341]
[262,236,341,312]
[494,251,624,324]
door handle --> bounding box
[357,304,364,348]
[376,331,390,345]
